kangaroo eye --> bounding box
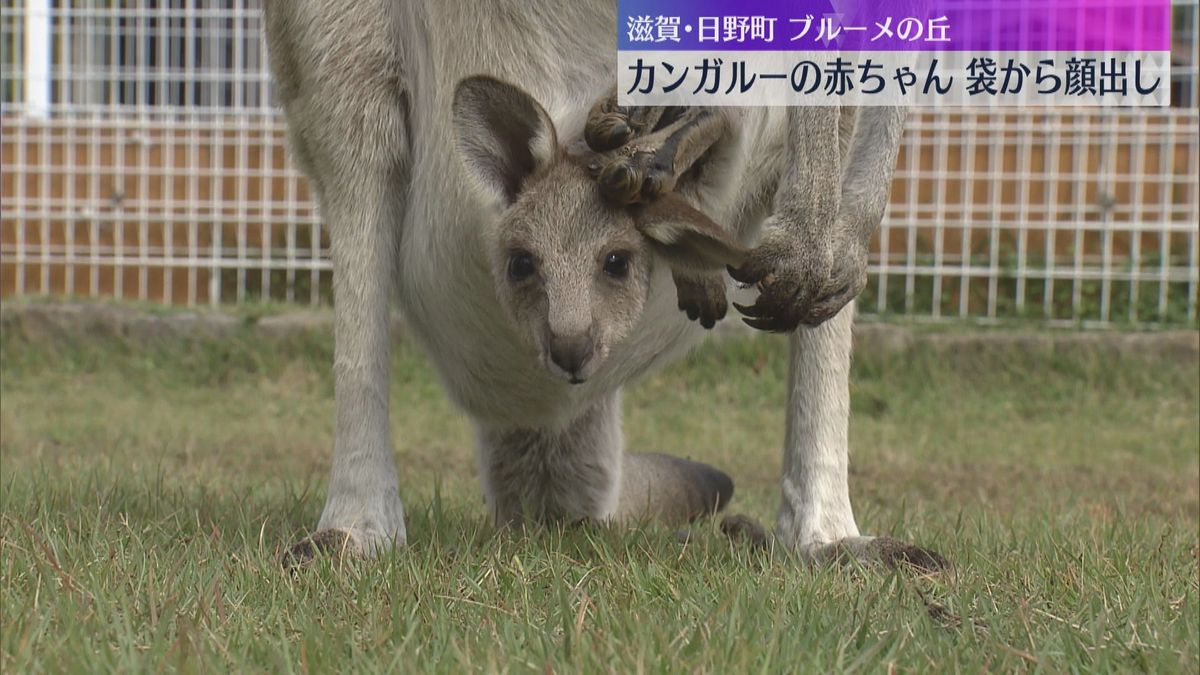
[603,251,631,279]
[507,251,537,282]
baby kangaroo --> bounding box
[454,77,744,343]
[448,75,745,527]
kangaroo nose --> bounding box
[548,334,594,379]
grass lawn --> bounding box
[1,311,1197,672]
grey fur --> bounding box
[265,0,942,569]
[619,453,734,525]
[476,395,625,526]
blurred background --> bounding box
[1,0,1197,326]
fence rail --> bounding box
[2,1,1198,326]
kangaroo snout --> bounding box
[547,332,594,383]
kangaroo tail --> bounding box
[616,452,734,525]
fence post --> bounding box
[23,0,51,119]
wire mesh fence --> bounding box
[2,0,1198,326]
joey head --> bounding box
[451,75,745,384]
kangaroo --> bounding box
[265,0,946,571]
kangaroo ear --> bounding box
[636,195,746,272]
[452,75,558,206]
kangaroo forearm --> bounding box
[770,107,843,244]
[838,106,907,245]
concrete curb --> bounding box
[2,301,1197,363]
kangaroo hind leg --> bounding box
[617,452,734,526]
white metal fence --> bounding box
[2,1,1198,326]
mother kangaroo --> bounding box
[265,0,945,570]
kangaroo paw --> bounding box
[279,528,361,571]
[584,88,668,152]
[673,271,729,329]
[806,536,950,574]
[591,107,728,206]
[720,514,773,551]
[598,148,676,205]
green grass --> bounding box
[1,312,1197,672]
[859,269,1198,327]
